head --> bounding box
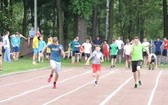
[112,38,116,43]
[104,40,107,44]
[76,36,79,41]
[52,37,59,44]
[39,35,44,40]
[5,31,10,36]
[164,37,167,41]
[95,46,101,52]
[143,38,147,42]
[15,32,19,37]
[157,37,160,41]
[96,36,100,40]
[86,38,90,43]
[126,39,130,44]
[118,36,121,40]
[134,36,140,45]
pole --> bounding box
[105,0,109,40]
[34,0,37,33]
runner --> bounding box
[148,53,157,70]
[123,39,131,68]
[110,39,118,68]
[86,46,104,86]
[103,40,109,62]
[130,36,150,88]
[42,37,65,89]
[153,37,162,65]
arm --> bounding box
[61,49,65,58]
[20,34,27,40]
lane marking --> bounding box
[43,69,118,105]
[99,76,133,105]
[147,71,162,105]
[0,68,74,88]
[0,71,91,104]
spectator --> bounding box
[92,36,103,47]
[3,31,11,63]
[32,33,40,65]
[115,36,124,63]
[161,38,168,64]
[110,39,118,68]
[0,35,2,70]
[103,40,109,62]
[82,38,92,61]
[142,38,150,66]
[153,37,162,65]
[123,39,131,68]
[38,35,46,62]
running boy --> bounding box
[130,37,150,88]
[110,39,118,68]
[42,37,65,89]
[86,46,104,86]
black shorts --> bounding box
[155,51,161,55]
[162,49,167,56]
[72,50,80,56]
[143,52,148,57]
[111,55,117,59]
[84,53,90,58]
[131,60,143,72]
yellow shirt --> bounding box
[46,38,53,53]
[32,36,39,49]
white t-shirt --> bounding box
[116,40,124,49]
[142,42,150,52]
[3,35,10,49]
[82,42,92,53]
[124,44,131,55]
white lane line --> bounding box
[42,69,118,105]
[100,76,133,105]
[0,68,74,88]
[0,71,91,104]
[147,71,162,105]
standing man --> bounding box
[130,37,150,88]
[153,37,162,65]
[42,37,65,89]
[3,31,11,63]
[92,36,103,47]
[0,36,2,70]
[115,36,124,63]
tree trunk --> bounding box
[163,0,168,38]
[22,0,28,36]
[108,0,114,43]
[92,6,98,38]
[56,0,64,45]
[77,16,87,44]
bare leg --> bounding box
[133,71,137,84]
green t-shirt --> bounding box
[110,43,118,55]
[131,44,145,61]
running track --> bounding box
[0,67,168,105]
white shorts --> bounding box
[50,60,61,73]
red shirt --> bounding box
[163,40,168,50]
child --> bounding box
[46,36,53,61]
[103,40,109,62]
[82,38,92,61]
[38,35,46,62]
[0,36,2,71]
[32,33,39,65]
[110,39,118,68]
[86,46,104,86]
[42,37,65,89]
[148,53,157,70]
[123,39,131,68]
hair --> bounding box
[134,36,139,39]
[53,37,58,42]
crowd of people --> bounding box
[1,29,168,88]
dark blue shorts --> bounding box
[13,46,20,52]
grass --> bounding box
[0,57,168,76]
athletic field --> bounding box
[0,67,167,105]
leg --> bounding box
[0,56,2,70]
[6,48,11,62]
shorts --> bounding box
[72,50,80,56]
[84,53,90,58]
[162,49,167,56]
[143,52,148,57]
[50,60,61,73]
[131,60,143,72]
[155,51,161,55]
[13,46,20,52]
[118,49,123,55]
[33,48,39,54]
[111,55,117,59]
[103,51,109,57]
[92,64,101,73]
[125,55,130,60]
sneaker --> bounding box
[148,65,151,70]
[32,61,37,65]
[134,84,138,88]
[48,75,53,83]
[94,81,98,86]
[53,82,56,89]
[111,66,113,68]
[139,81,142,86]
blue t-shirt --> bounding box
[11,36,20,47]
[73,41,80,51]
[48,44,64,62]
[38,40,46,52]
[93,39,102,45]
[154,41,162,52]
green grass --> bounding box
[1,58,168,76]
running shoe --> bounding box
[94,81,98,86]
[139,81,142,86]
[134,84,138,88]
[48,75,53,83]
[53,82,56,89]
